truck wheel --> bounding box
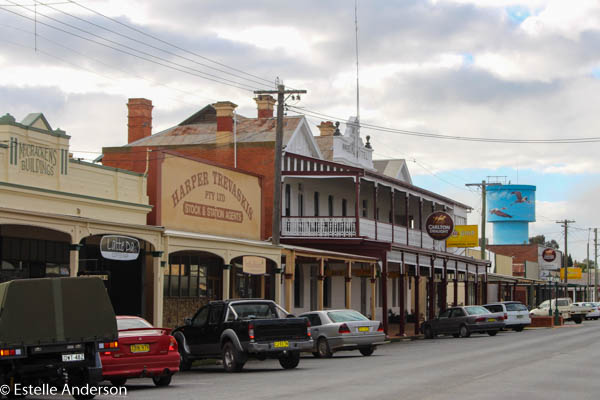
[573,315,583,324]
[178,342,192,371]
[222,342,245,372]
[152,375,172,387]
[110,378,127,387]
[359,346,375,356]
[459,325,470,338]
[317,338,332,358]
[279,352,300,369]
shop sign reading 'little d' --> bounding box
[100,235,140,261]
[425,211,454,241]
[161,156,262,240]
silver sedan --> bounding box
[299,309,387,358]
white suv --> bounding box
[484,301,531,331]
[573,302,600,320]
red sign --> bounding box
[542,248,556,262]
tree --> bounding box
[574,259,597,272]
[528,235,560,249]
[567,254,573,267]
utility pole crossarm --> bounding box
[254,85,307,246]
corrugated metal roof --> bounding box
[127,116,303,147]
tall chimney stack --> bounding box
[127,98,153,144]
[213,101,238,146]
[254,95,276,119]
[317,121,336,136]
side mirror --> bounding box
[184,318,192,326]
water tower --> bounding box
[487,184,536,245]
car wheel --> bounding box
[317,337,332,358]
[178,341,192,371]
[459,325,470,338]
[452,333,459,338]
[222,341,245,372]
[279,352,300,369]
[595,317,599,321]
[359,346,375,356]
[487,330,498,336]
[514,326,524,332]
[573,315,583,324]
[110,378,127,387]
[424,326,435,339]
[312,352,321,358]
[152,375,172,387]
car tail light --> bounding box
[475,317,485,322]
[338,323,351,334]
[168,337,177,352]
[99,341,118,350]
[0,348,21,357]
[248,323,255,341]
[504,313,508,320]
[305,319,311,337]
[377,322,384,332]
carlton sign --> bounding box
[542,248,557,262]
[425,212,454,241]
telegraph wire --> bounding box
[0,3,261,92]
[33,0,275,89]
[67,0,278,88]
[288,106,600,144]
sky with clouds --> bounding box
[0,0,599,261]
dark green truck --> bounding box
[0,277,118,399]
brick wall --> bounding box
[488,244,538,277]
[162,297,207,328]
[103,143,276,240]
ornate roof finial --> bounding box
[365,135,372,149]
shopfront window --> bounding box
[164,253,222,299]
[0,236,70,282]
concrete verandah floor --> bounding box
[386,322,423,337]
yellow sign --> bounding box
[161,155,262,240]
[446,225,478,248]
[242,256,266,275]
[560,267,582,280]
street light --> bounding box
[548,283,552,317]
[554,281,560,326]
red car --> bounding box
[101,316,180,387]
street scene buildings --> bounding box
[1,1,599,399]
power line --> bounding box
[0,3,261,92]
[288,106,600,144]
[34,0,275,89]
[67,0,277,87]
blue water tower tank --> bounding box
[486,184,536,245]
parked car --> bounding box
[299,310,386,358]
[572,302,600,320]
[172,299,313,372]
[421,306,505,338]
[101,316,179,387]
[484,301,531,331]
[530,298,593,324]
[0,277,118,400]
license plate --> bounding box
[130,344,150,353]
[517,315,524,319]
[358,327,370,332]
[62,353,84,362]
[487,318,495,322]
[273,341,289,348]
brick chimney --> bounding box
[317,121,335,136]
[127,98,153,144]
[213,101,238,145]
[254,95,276,119]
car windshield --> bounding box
[464,306,491,315]
[327,310,369,322]
[117,318,152,330]
[230,303,278,319]
[505,303,528,311]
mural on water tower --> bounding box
[487,185,536,245]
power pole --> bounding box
[465,180,499,260]
[595,228,598,301]
[587,238,590,301]
[254,85,307,246]
[556,219,575,298]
